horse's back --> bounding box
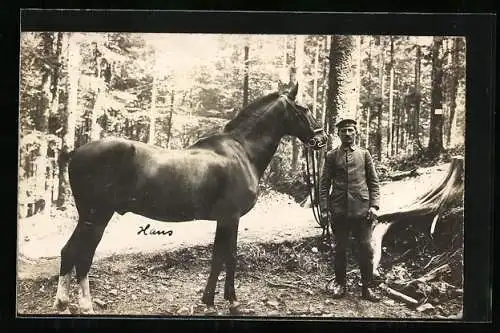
[67,135,260,220]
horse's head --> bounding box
[280,83,327,150]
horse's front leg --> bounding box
[201,221,227,311]
[223,217,240,314]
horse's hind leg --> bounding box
[54,221,85,312]
[75,208,114,314]
[54,205,113,314]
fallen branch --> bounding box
[404,264,451,286]
[379,283,419,306]
[421,252,447,271]
[266,280,299,289]
[94,298,107,309]
[266,279,314,295]
[388,168,419,181]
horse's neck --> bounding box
[231,118,285,179]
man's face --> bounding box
[338,125,356,145]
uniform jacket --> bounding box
[319,144,380,219]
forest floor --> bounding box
[16,162,463,319]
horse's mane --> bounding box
[223,92,281,132]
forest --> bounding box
[17,32,466,218]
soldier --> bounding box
[319,117,381,302]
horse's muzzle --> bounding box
[307,129,327,150]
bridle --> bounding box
[281,94,331,240]
[281,95,324,147]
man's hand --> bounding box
[366,206,378,221]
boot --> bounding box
[361,286,381,302]
[330,283,347,299]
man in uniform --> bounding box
[319,117,381,302]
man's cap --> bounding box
[336,118,357,128]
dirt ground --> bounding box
[16,163,462,318]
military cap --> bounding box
[335,118,357,128]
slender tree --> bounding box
[413,42,422,151]
[243,38,250,108]
[365,37,373,149]
[446,37,461,147]
[428,36,445,158]
[387,36,395,157]
[291,35,305,172]
[376,36,385,161]
[312,38,320,120]
[148,50,158,145]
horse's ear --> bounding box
[277,79,285,92]
[288,82,299,100]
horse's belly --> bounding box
[124,189,215,222]
[130,206,196,222]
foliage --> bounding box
[18,32,467,214]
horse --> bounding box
[53,82,327,315]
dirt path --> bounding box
[16,164,455,318]
[18,239,445,318]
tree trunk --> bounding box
[326,35,354,137]
[280,36,288,85]
[365,37,373,150]
[90,89,104,142]
[50,32,63,117]
[321,36,330,132]
[446,38,460,147]
[37,32,55,215]
[354,36,362,126]
[414,45,422,146]
[149,53,158,145]
[395,96,400,155]
[312,38,320,120]
[319,36,330,172]
[89,41,106,142]
[427,36,445,159]
[45,32,63,207]
[55,32,73,207]
[404,93,411,154]
[243,41,250,108]
[376,36,385,161]
[166,91,175,148]
[387,37,395,157]
[291,35,305,172]
[38,32,53,134]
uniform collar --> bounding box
[340,144,357,152]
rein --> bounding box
[304,145,331,241]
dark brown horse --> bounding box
[53,82,327,315]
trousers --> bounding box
[332,214,375,288]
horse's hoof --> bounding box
[53,298,69,312]
[59,308,72,315]
[229,301,241,315]
[203,306,218,316]
[79,300,95,315]
[79,307,95,315]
